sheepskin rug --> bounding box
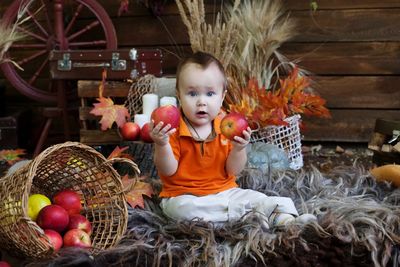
[30,165,400,267]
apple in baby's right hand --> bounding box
[220,112,249,141]
[151,105,180,129]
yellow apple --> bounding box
[28,194,51,221]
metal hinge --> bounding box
[389,130,400,144]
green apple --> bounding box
[28,194,51,221]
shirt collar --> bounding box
[179,111,223,137]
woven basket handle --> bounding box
[105,157,141,177]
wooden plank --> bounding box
[283,0,400,10]
[113,8,400,46]
[78,81,131,97]
[302,109,400,142]
[144,42,400,76]
[313,76,400,109]
[282,42,400,75]
[80,129,121,145]
[291,9,400,42]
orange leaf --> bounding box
[0,149,26,165]
[122,175,154,208]
[107,146,134,160]
[90,97,130,130]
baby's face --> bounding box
[178,62,226,127]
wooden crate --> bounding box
[78,80,131,145]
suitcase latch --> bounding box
[57,53,72,71]
[57,53,127,71]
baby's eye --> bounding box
[188,91,198,97]
[206,91,216,96]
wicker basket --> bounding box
[250,115,303,170]
[0,142,140,259]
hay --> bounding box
[29,165,400,267]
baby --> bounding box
[150,51,316,227]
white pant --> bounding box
[160,188,299,223]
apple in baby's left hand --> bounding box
[220,112,249,141]
[63,229,91,248]
[68,214,92,235]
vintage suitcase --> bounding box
[49,48,163,80]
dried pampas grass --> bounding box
[0,0,33,67]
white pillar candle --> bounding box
[160,96,177,107]
[142,93,159,115]
[134,114,150,128]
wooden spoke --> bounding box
[67,20,100,42]
[12,43,47,49]
[65,3,84,36]
[16,49,47,66]
[69,40,107,47]
[29,55,49,85]
[41,0,54,36]
[17,26,47,43]
[27,9,49,37]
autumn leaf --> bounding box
[90,97,130,130]
[107,146,134,160]
[0,149,26,165]
[121,175,154,208]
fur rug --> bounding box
[29,165,400,267]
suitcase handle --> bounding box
[57,53,127,71]
[73,62,111,68]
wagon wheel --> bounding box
[0,0,118,103]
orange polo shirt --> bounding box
[159,114,238,197]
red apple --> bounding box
[43,229,63,252]
[151,105,180,129]
[120,121,141,141]
[63,229,91,248]
[220,112,249,141]
[140,122,153,143]
[68,214,92,235]
[0,261,11,267]
[37,204,69,233]
[53,189,82,215]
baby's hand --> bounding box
[231,127,252,150]
[149,121,176,146]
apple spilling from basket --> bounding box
[119,105,181,142]
[28,189,91,252]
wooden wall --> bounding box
[1,0,399,143]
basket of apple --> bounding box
[0,142,140,259]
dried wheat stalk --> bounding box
[175,0,240,68]
[225,0,296,91]
[0,0,34,67]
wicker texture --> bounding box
[125,74,157,117]
[250,115,303,170]
[0,142,139,259]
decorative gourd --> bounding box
[246,143,289,173]
[370,164,400,186]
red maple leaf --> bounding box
[107,146,134,160]
[90,97,130,130]
[121,175,154,208]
